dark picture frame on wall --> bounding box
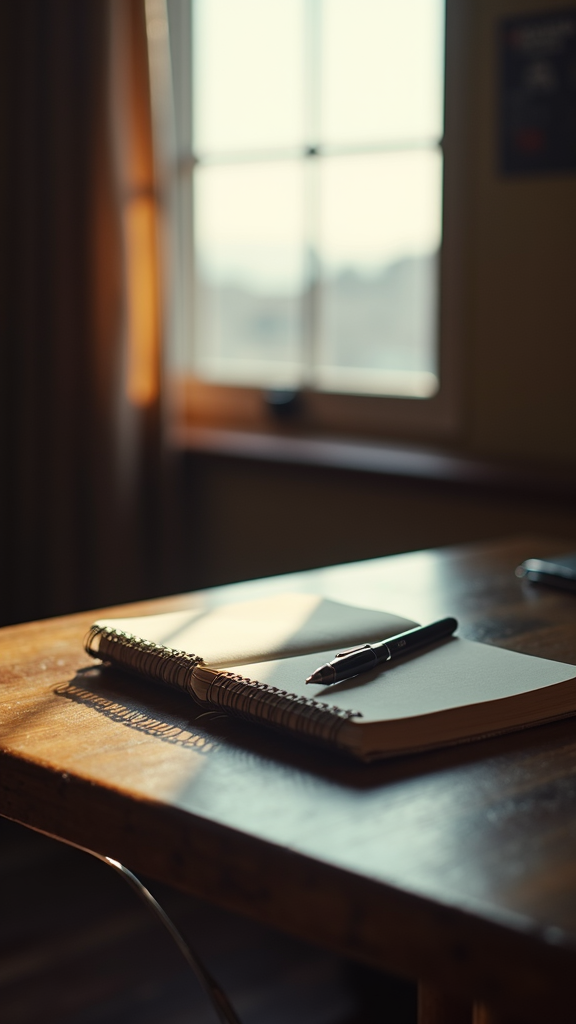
[499,8,576,175]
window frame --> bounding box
[164,0,466,444]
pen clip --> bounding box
[334,644,371,658]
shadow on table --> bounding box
[55,663,576,793]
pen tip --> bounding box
[305,667,334,686]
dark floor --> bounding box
[0,817,416,1024]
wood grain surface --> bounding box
[1,536,576,1023]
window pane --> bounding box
[320,0,445,146]
[193,0,305,154]
[317,151,442,397]
[194,162,305,387]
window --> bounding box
[166,0,459,438]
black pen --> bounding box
[305,617,458,686]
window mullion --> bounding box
[302,0,322,390]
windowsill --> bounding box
[172,424,575,499]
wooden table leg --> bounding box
[418,983,473,1024]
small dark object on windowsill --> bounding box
[265,389,303,420]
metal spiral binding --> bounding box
[204,671,362,749]
[85,626,362,750]
[85,625,203,698]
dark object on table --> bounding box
[516,552,576,592]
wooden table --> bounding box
[1,536,576,1024]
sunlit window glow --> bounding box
[189,0,445,397]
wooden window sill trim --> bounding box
[172,425,575,500]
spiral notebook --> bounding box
[85,593,576,761]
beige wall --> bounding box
[462,0,576,465]
[181,453,575,590]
